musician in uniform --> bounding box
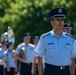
[31,36,40,75]
[3,42,17,75]
[0,42,5,75]
[16,32,35,75]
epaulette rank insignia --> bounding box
[65,33,74,39]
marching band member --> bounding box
[16,33,35,75]
[31,36,39,75]
[4,42,17,75]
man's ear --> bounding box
[50,21,53,26]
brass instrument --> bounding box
[18,47,26,59]
[12,52,17,58]
[12,50,17,59]
[1,32,8,43]
[1,26,15,44]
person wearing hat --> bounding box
[0,47,4,75]
[3,42,17,75]
[0,42,5,75]
[16,32,35,75]
[33,36,40,46]
[1,42,7,50]
[31,36,40,75]
[0,42,7,75]
[63,23,75,75]
[63,23,72,34]
[72,34,76,75]
[33,8,76,75]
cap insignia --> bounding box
[58,8,62,13]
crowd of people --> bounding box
[0,7,76,75]
[0,32,40,75]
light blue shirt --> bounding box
[34,30,76,66]
[16,43,35,63]
[0,48,5,65]
[4,50,16,68]
[0,48,4,57]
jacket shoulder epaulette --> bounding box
[41,32,51,38]
[65,33,74,39]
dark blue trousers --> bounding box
[20,62,32,75]
[0,65,4,75]
[35,64,38,75]
[4,68,15,75]
[75,68,76,75]
[44,63,70,75]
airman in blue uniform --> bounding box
[4,42,17,75]
[0,42,7,75]
[16,33,35,75]
[0,43,4,75]
[34,8,76,75]
[63,23,75,75]
[31,36,40,75]
[33,36,40,46]
[63,23,72,34]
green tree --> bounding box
[0,0,76,47]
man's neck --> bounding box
[54,29,63,38]
[24,42,29,46]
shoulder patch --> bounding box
[65,33,74,39]
[41,32,51,38]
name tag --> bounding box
[30,48,34,50]
[66,43,71,45]
[48,43,54,45]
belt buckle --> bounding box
[27,62,31,65]
[27,62,30,65]
[60,66,65,70]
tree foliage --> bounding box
[0,0,76,47]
